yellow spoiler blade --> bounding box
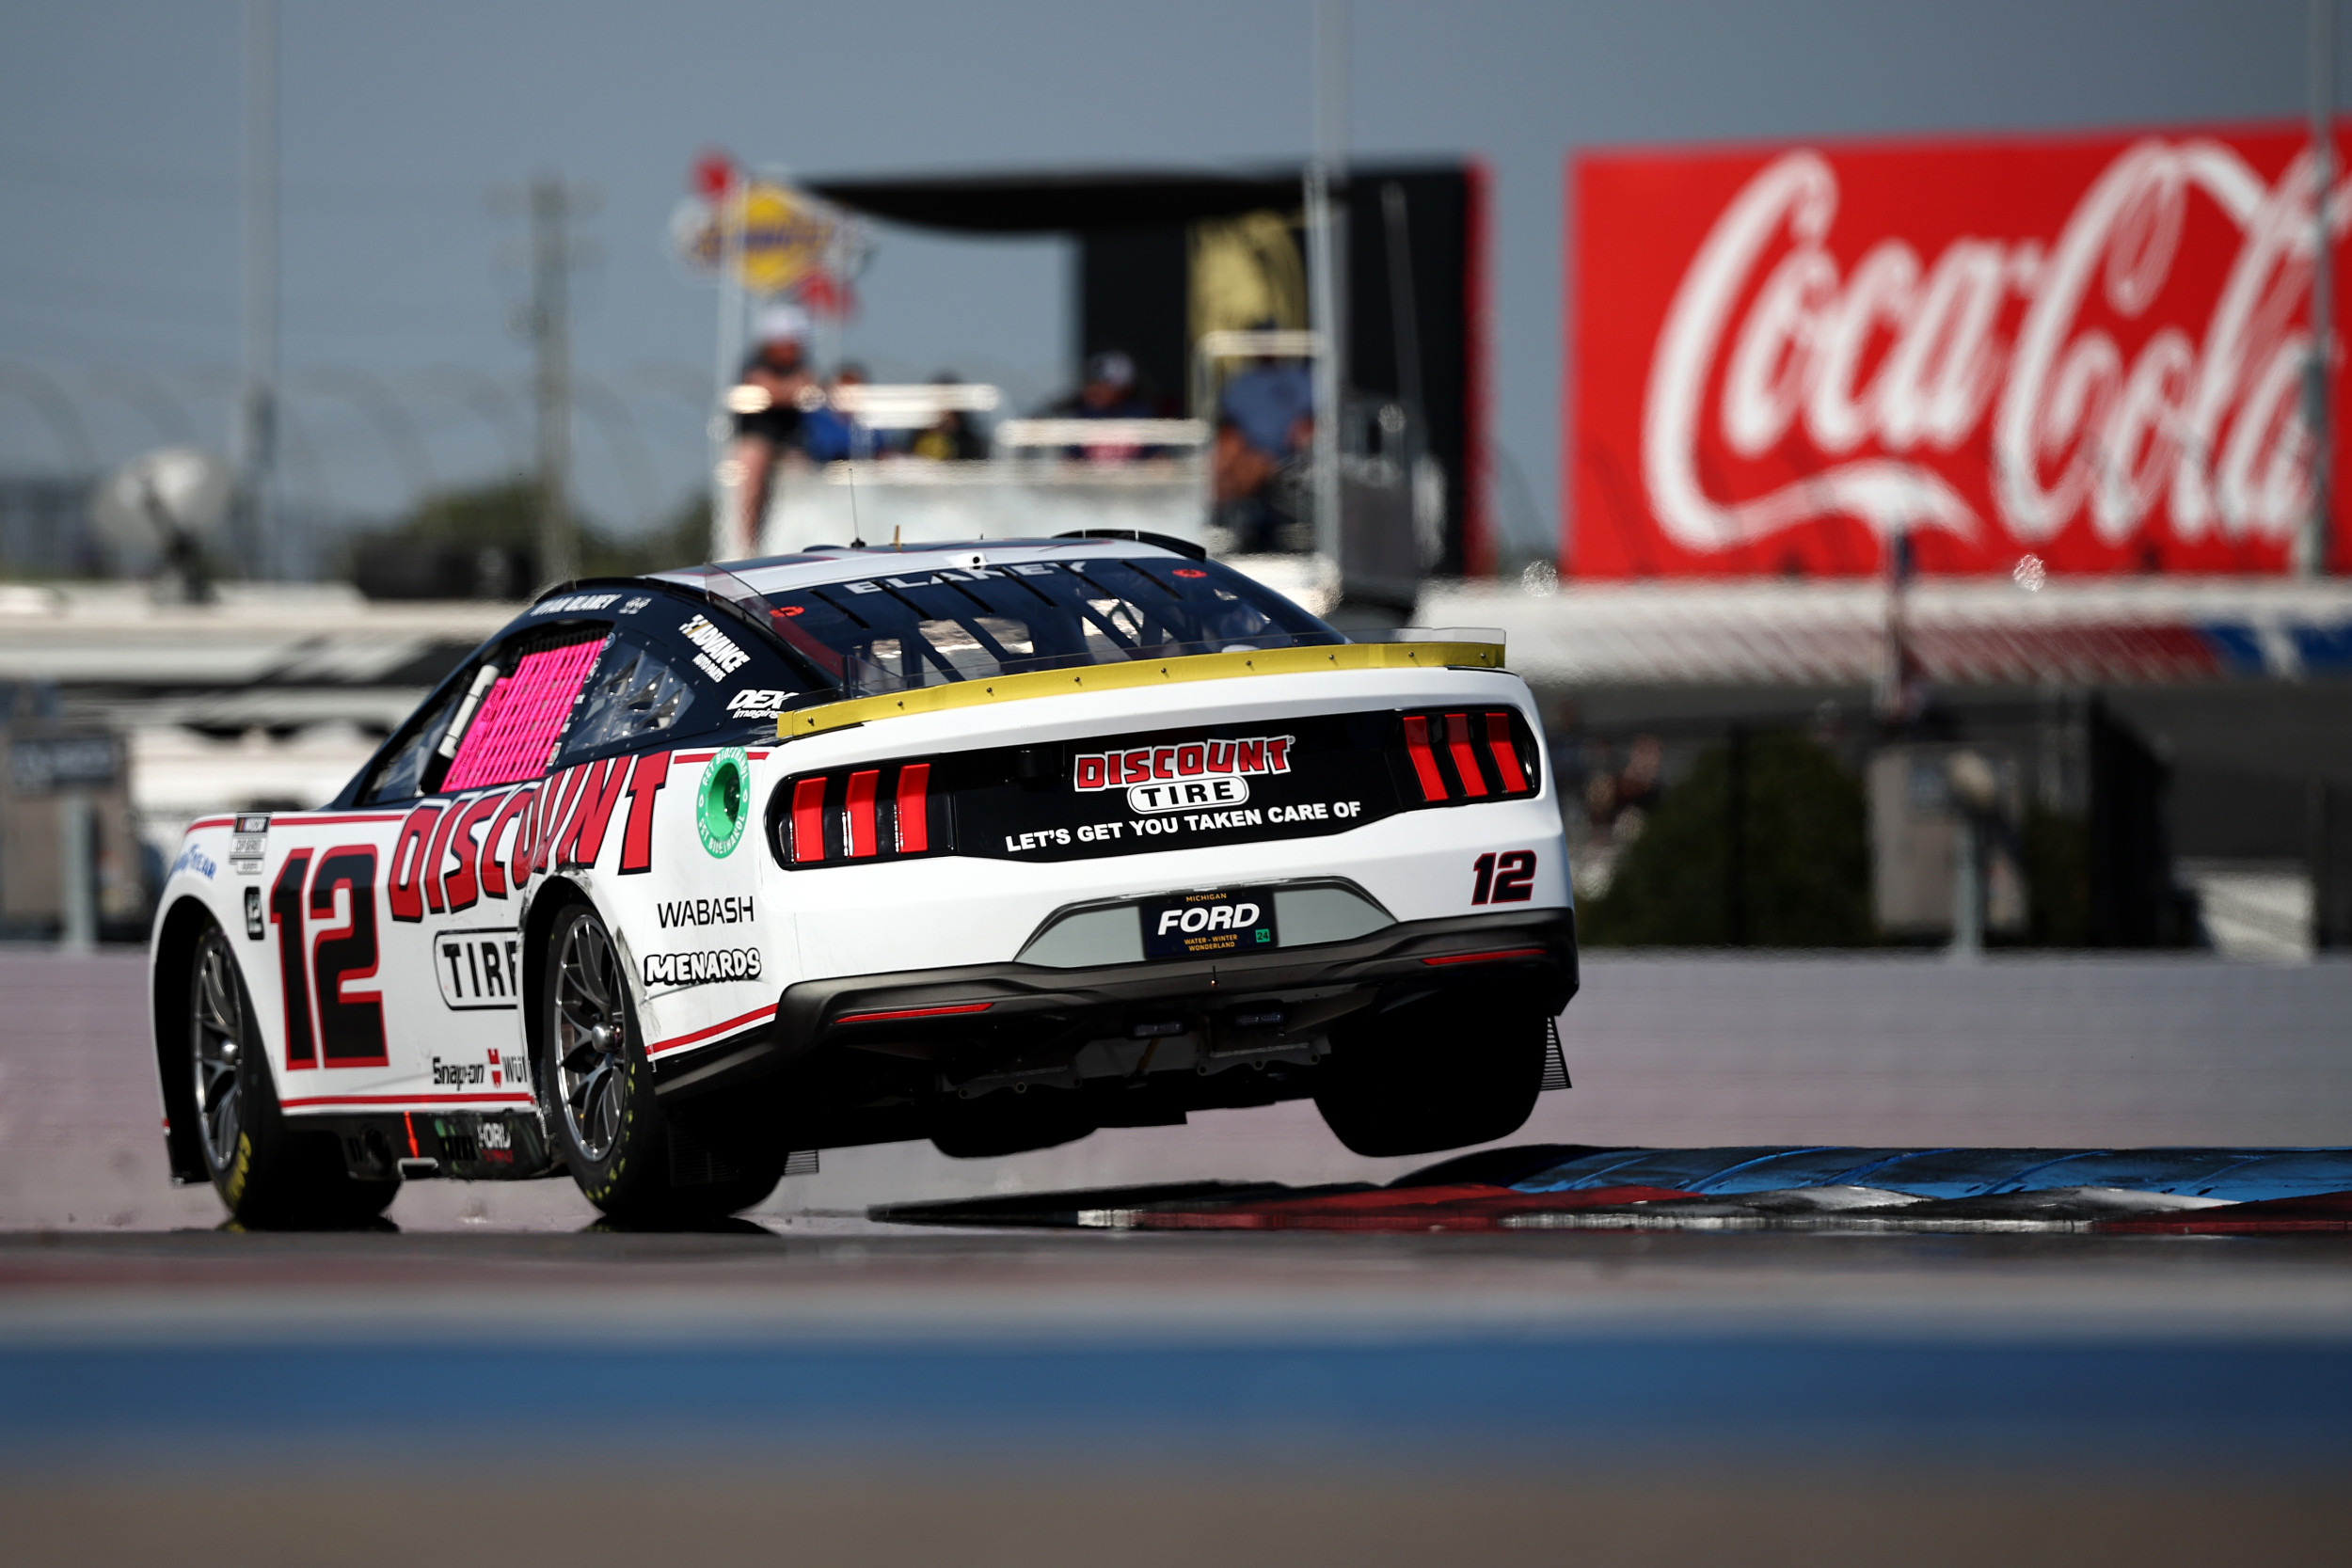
[778,641,1505,740]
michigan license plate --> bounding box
[1140,887,1279,959]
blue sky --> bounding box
[0,0,2328,553]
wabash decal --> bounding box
[641,947,764,989]
[658,895,755,927]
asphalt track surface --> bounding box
[6,949,2352,1564]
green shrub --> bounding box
[1581,730,1871,946]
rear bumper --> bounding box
[652,904,1578,1101]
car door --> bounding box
[310,617,610,1114]
[247,758,437,1120]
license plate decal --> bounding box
[1140,887,1279,959]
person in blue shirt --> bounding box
[800,362,870,465]
[1213,343,1314,551]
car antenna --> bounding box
[892,524,901,552]
[847,457,865,548]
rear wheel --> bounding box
[189,922,397,1228]
[540,900,779,1222]
[1312,991,1549,1158]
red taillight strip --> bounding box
[835,1001,993,1025]
[896,763,930,852]
[1484,711,1528,793]
[1445,712,1489,799]
[1401,715,1449,802]
[844,769,880,858]
[1422,946,1549,967]
[790,777,828,863]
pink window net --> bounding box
[441,638,604,791]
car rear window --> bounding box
[758,556,1339,698]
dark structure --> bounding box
[809,165,1490,575]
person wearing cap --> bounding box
[1046,350,1152,461]
[726,304,816,554]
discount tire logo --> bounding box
[1073,735,1294,814]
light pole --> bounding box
[238,0,278,580]
[709,160,746,560]
[1306,0,1349,594]
[521,175,594,587]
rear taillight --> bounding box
[1394,709,1540,805]
[775,760,939,867]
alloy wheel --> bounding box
[189,929,245,1173]
[552,911,628,1162]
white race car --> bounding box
[150,535,1577,1225]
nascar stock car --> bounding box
[151,532,1578,1225]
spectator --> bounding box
[1051,351,1150,420]
[1213,340,1313,551]
[909,372,988,462]
[1047,351,1151,461]
[726,305,815,555]
[800,361,870,466]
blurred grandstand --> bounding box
[7,135,2352,956]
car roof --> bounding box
[499,538,1203,641]
[647,535,1192,598]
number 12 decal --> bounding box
[268,844,388,1069]
[1471,849,1537,905]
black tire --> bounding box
[539,900,780,1222]
[187,921,398,1228]
[1312,991,1549,1158]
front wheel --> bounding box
[539,900,779,1222]
[188,922,397,1227]
[1312,991,1549,1158]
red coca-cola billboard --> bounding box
[1569,124,2352,577]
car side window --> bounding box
[358,623,613,803]
[555,635,697,764]
[358,678,472,804]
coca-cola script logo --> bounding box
[1572,125,2351,576]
